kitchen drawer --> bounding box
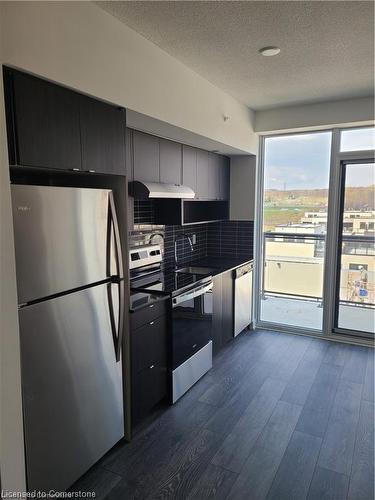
[172,315,212,369]
[132,360,167,424]
[130,299,167,330]
[131,315,167,374]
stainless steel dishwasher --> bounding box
[233,263,253,337]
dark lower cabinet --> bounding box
[221,270,235,343]
[80,96,126,175]
[212,274,223,355]
[130,300,168,426]
[131,315,167,374]
[132,361,168,425]
[5,67,81,170]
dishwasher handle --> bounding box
[234,263,253,279]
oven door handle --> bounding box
[173,282,213,306]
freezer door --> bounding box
[19,283,124,492]
[11,185,121,304]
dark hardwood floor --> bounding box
[70,330,374,500]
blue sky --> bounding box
[264,129,374,190]
[264,132,332,190]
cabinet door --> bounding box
[221,271,234,343]
[208,153,221,200]
[133,131,160,182]
[125,128,133,181]
[219,156,230,200]
[80,96,126,175]
[159,138,182,184]
[196,149,209,199]
[11,69,81,170]
[212,274,223,355]
[131,315,167,374]
[132,360,167,425]
[182,145,197,194]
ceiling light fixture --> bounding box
[259,46,281,57]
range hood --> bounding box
[129,181,195,199]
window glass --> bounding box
[337,163,375,334]
[260,131,332,331]
[340,127,375,152]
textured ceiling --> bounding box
[96,1,374,110]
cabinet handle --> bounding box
[71,168,80,172]
[149,304,154,308]
[193,343,197,349]
[149,321,154,326]
[87,169,96,173]
[149,364,155,369]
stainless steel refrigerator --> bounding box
[11,184,126,492]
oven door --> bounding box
[171,282,213,369]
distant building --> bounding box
[301,210,375,234]
[264,210,374,304]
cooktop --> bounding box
[132,269,212,297]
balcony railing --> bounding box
[262,232,326,301]
[262,232,375,306]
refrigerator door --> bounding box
[19,283,124,492]
[11,185,121,304]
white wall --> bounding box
[0,3,26,490]
[255,96,375,134]
[0,1,257,155]
[230,156,257,221]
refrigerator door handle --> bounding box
[116,278,125,362]
[107,192,124,281]
[107,282,118,359]
[107,192,125,362]
[106,280,124,362]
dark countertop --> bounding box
[190,256,254,276]
[130,255,254,299]
[133,271,212,297]
[129,291,169,313]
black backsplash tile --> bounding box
[130,199,253,268]
[133,200,155,225]
[207,220,254,259]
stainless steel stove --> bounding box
[129,244,213,402]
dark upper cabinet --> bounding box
[159,138,182,184]
[4,68,127,176]
[219,156,230,200]
[8,68,81,170]
[208,153,221,200]
[182,145,197,194]
[196,149,210,199]
[80,96,126,175]
[133,130,160,182]
[125,128,133,181]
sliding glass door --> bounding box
[335,161,374,337]
[259,131,332,331]
[256,126,375,340]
